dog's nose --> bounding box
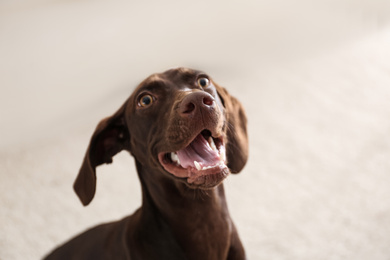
[179,92,215,116]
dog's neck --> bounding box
[134,161,232,259]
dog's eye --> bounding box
[197,77,210,88]
[138,94,154,108]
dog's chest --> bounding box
[169,209,232,260]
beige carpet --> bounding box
[1,1,390,259]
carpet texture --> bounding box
[1,1,390,259]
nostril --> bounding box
[179,92,215,116]
[182,102,195,114]
[203,96,214,106]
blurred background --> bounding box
[1,0,390,259]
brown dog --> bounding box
[44,68,248,260]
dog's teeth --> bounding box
[171,152,180,164]
[220,149,226,162]
[202,163,223,170]
[171,152,177,162]
[194,161,202,171]
[208,137,217,151]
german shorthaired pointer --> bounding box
[45,67,248,260]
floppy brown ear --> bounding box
[216,85,248,173]
[73,102,130,206]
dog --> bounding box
[44,67,248,260]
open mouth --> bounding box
[158,129,229,186]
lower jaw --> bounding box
[161,163,230,189]
[187,168,230,188]
[158,152,230,188]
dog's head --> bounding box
[74,68,248,206]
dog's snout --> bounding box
[179,92,215,116]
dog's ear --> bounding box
[216,85,248,173]
[73,102,130,206]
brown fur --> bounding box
[44,68,248,260]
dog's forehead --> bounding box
[162,67,203,79]
[136,68,205,92]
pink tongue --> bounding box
[176,134,220,169]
